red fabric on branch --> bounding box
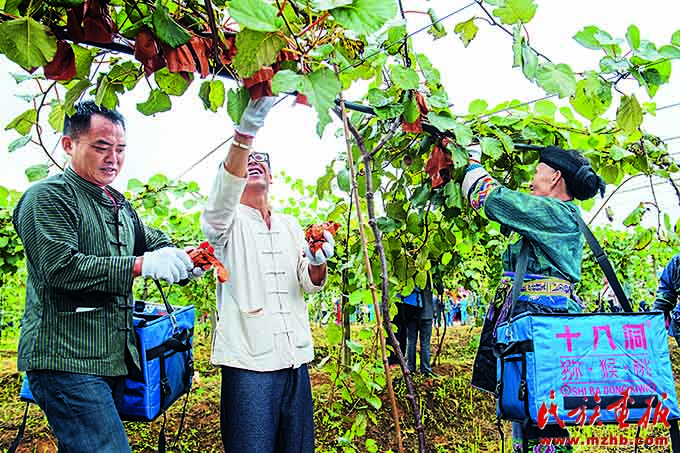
[44,41,76,81]
[67,0,114,44]
[248,82,273,100]
[425,138,453,189]
[243,67,274,88]
[190,37,212,78]
[219,35,238,66]
[402,91,429,133]
[162,43,196,75]
[243,67,275,100]
[134,29,166,76]
[66,7,85,42]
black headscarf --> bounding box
[539,146,606,200]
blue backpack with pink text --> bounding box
[493,218,680,453]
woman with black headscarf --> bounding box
[463,145,605,453]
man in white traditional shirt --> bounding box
[201,97,334,452]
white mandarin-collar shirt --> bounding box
[201,167,326,371]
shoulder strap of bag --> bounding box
[575,216,633,313]
[127,203,175,314]
[508,239,530,321]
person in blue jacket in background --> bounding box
[654,254,680,345]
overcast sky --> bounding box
[0,0,678,225]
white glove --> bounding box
[468,144,482,163]
[303,231,335,266]
[190,267,206,279]
[141,247,193,284]
[235,96,277,138]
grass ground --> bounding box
[1,324,678,453]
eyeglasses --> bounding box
[248,151,270,169]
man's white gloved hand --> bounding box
[234,96,277,138]
[190,267,206,279]
[468,144,482,163]
[303,231,335,266]
[141,247,193,284]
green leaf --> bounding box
[48,102,65,132]
[480,137,503,159]
[492,0,537,25]
[8,135,31,152]
[415,53,440,84]
[72,44,95,79]
[453,123,473,147]
[441,251,452,265]
[154,67,192,96]
[227,87,250,125]
[25,164,48,182]
[616,94,642,134]
[403,97,419,123]
[6,108,36,135]
[573,26,610,50]
[609,145,631,162]
[637,60,672,97]
[376,216,402,233]
[389,65,419,90]
[233,29,287,78]
[623,203,646,227]
[331,0,397,35]
[659,45,680,59]
[426,111,456,132]
[626,25,640,50]
[534,99,556,117]
[367,88,392,107]
[426,8,447,40]
[599,56,630,73]
[0,18,57,72]
[336,168,351,192]
[64,79,91,115]
[137,89,172,115]
[271,68,341,136]
[410,186,430,207]
[152,1,192,48]
[535,63,577,98]
[198,80,225,112]
[468,99,488,115]
[326,322,342,344]
[454,18,478,47]
[383,23,407,53]
[521,42,538,80]
[415,270,428,289]
[228,0,283,32]
[672,30,680,47]
[443,181,463,208]
[569,73,612,120]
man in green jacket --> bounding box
[13,101,195,452]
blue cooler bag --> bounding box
[117,300,195,421]
[495,310,680,427]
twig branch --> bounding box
[668,178,680,208]
[335,97,427,453]
[296,12,329,38]
[33,81,64,171]
[369,119,401,159]
[335,97,407,453]
[276,0,303,52]
[588,175,642,225]
[648,176,664,239]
